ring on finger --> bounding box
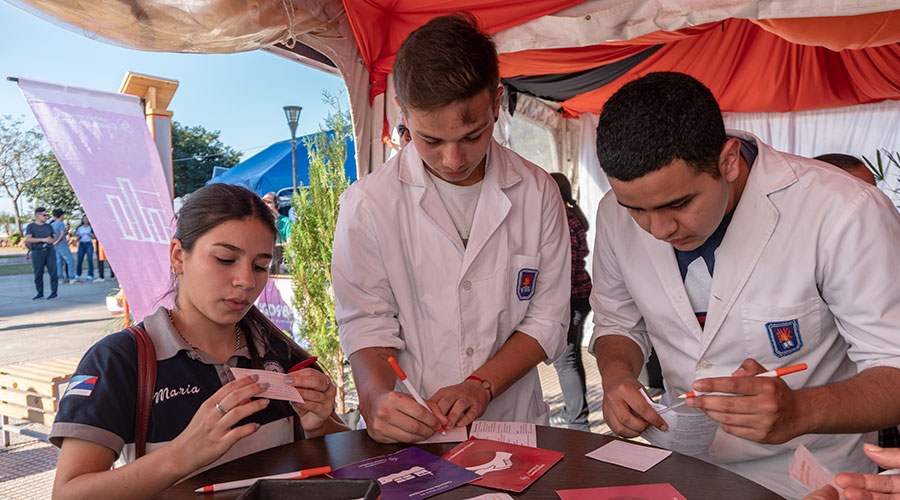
[324,379,331,391]
[215,402,229,416]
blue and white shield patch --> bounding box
[516,268,539,301]
[766,319,803,358]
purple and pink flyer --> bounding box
[330,447,479,500]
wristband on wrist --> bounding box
[466,375,493,401]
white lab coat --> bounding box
[334,138,570,424]
[589,131,900,500]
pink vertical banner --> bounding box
[17,77,174,322]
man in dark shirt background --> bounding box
[24,207,58,299]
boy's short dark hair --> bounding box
[52,208,64,218]
[393,13,499,118]
[34,207,46,215]
[596,72,727,181]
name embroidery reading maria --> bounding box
[154,384,201,404]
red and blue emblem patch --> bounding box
[516,268,539,301]
[766,319,802,357]
[63,375,98,398]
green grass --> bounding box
[0,263,34,276]
[0,258,106,276]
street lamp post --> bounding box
[283,105,302,194]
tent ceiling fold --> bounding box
[504,17,900,115]
[5,0,347,53]
[491,0,900,53]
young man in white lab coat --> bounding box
[332,13,570,444]
[589,72,900,499]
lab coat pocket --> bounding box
[508,254,541,327]
[741,298,822,366]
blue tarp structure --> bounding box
[207,131,356,196]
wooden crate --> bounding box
[0,358,81,445]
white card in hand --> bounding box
[790,443,843,497]
[469,421,537,447]
[586,439,672,472]
[229,367,304,403]
[419,426,469,444]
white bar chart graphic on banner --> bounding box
[17,77,175,322]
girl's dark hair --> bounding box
[551,173,589,231]
[170,183,317,373]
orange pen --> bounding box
[194,466,331,493]
[679,362,808,399]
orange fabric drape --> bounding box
[751,10,900,51]
[499,24,719,78]
[555,18,900,115]
[340,0,585,102]
[341,2,900,114]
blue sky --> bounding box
[0,0,347,215]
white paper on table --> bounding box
[469,421,537,447]
[586,439,672,472]
[418,426,469,443]
[462,494,515,500]
[638,390,718,457]
[229,367,304,403]
[790,443,845,498]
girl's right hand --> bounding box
[167,375,271,475]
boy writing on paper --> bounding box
[333,13,569,444]
[588,72,900,500]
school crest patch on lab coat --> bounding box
[766,319,802,357]
[516,268,539,301]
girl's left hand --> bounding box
[285,368,337,438]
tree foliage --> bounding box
[286,93,352,414]
[0,115,43,234]
[23,153,81,216]
[172,121,242,197]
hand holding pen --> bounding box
[660,362,807,414]
[387,356,446,435]
[681,359,810,444]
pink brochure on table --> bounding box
[443,437,563,493]
[556,483,687,500]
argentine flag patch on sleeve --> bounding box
[63,375,98,398]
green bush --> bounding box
[286,92,353,414]
[8,232,22,246]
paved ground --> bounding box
[0,259,120,500]
[0,260,628,500]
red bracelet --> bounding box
[466,375,493,401]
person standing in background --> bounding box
[74,215,94,281]
[550,173,592,431]
[814,153,877,186]
[24,207,58,299]
[51,209,77,284]
[96,241,114,282]
[261,192,290,274]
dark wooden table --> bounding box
[157,427,784,499]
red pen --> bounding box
[288,356,318,373]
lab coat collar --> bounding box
[397,139,521,280]
[637,131,799,347]
[700,131,797,348]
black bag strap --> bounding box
[128,325,156,459]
